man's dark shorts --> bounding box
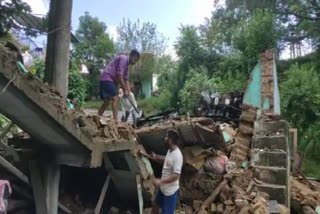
[155,189,178,214]
[100,81,116,100]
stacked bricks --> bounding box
[230,104,257,162]
[261,49,274,112]
[250,114,290,209]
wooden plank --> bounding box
[94,175,111,214]
[29,160,48,214]
[136,175,143,214]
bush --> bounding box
[179,67,213,114]
[211,70,248,93]
[138,89,173,116]
[68,72,87,106]
[29,59,45,80]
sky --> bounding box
[23,0,215,56]
[21,0,313,59]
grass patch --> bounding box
[301,157,320,178]
[82,100,102,109]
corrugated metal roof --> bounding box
[14,13,78,43]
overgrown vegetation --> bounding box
[5,0,320,176]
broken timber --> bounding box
[95,175,111,214]
[0,154,71,213]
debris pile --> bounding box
[177,169,273,214]
[291,177,320,214]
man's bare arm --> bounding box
[116,73,128,95]
[138,150,165,164]
[126,80,130,93]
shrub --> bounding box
[68,72,87,106]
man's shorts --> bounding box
[155,189,178,214]
[100,81,116,100]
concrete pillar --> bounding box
[44,163,60,214]
[45,0,73,97]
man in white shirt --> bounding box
[118,84,139,127]
[140,130,183,214]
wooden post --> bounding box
[44,163,61,214]
[45,0,73,97]
[29,160,48,214]
[94,175,111,214]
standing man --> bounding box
[98,50,140,120]
[139,130,183,214]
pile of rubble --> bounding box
[291,177,320,214]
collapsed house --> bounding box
[0,41,319,214]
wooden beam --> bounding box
[197,179,228,214]
[29,160,48,214]
[94,175,111,214]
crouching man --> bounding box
[140,130,183,214]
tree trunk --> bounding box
[45,0,73,97]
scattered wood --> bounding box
[196,179,228,213]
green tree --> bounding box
[116,19,167,98]
[179,67,213,114]
[280,63,320,132]
[116,19,167,55]
[232,9,283,71]
[73,12,115,99]
[0,0,31,37]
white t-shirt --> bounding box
[160,148,183,196]
[119,90,137,112]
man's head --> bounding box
[129,49,140,65]
[165,129,179,149]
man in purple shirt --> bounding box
[98,50,140,120]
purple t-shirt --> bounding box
[99,55,129,82]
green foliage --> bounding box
[73,12,115,99]
[0,114,10,130]
[138,89,174,116]
[301,158,320,178]
[82,100,102,110]
[211,71,248,93]
[68,72,87,106]
[301,124,320,160]
[179,67,213,114]
[0,0,31,36]
[29,59,45,80]
[232,9,283,70]
[280,63,320,131]
[117,19,167,55]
